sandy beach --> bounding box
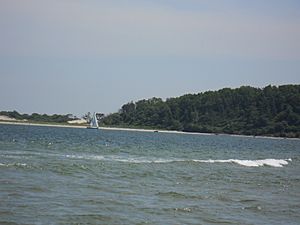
[0,115,19,121]
[0,121,85,129]
[0,120,201,134]
[0,120,299,141]
[0,120,221,136]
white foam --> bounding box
[65,154,104,160]
[192,159,292,167]
[64,154,292,167]
[109,155,182,164]
[0,162,28,167]
[64,154,177,164]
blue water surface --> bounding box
[0,124,300,225]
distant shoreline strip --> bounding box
[0,121,299,141]
[0,121,85,129]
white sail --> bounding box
[89,112,99,129]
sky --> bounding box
[1,0,300,116]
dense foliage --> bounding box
[0,111,75,123]
[102,85,300,138]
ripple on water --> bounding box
[1,124,299,225]
[156,191,205,201]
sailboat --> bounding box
[87,112,99,129]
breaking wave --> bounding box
[191,158,292,168]
[65,154,292,168]
[0,162,28,168]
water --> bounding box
[0,124,299,225]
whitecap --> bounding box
[63,154,292,167]
[65,154,104,160]
[104,156,175,164]
[192,158,291,167]
[0,162,28,167]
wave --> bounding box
[191,159,292,167]
[64,154,292,168]
[0,162,28,168]
[65,154,173,164]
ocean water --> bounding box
[0,124,299,225]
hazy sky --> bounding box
[1,0,300,116]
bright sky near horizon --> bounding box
[1,0,300,116]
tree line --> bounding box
[0,110,75,123]
[101,85,300,138]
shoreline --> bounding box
[0,121,85,129]
[0,120,299,141]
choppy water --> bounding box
[0,124,300,225]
